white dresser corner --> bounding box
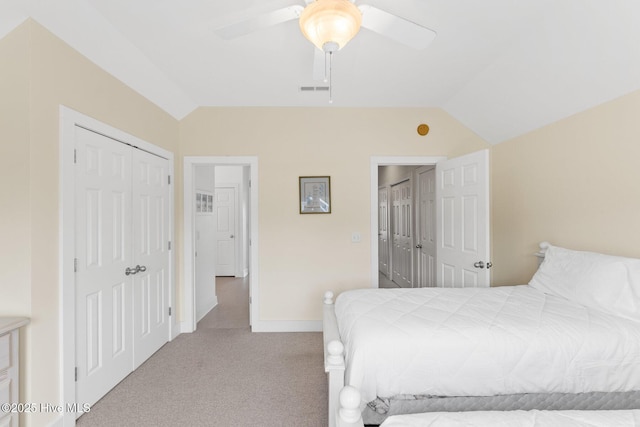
[0,318,29,427]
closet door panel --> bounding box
[132,149,171,368]
[75,127,133,407]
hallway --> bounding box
[198,276,250,329]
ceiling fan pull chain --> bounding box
[324,50,329,83]
[328,51,333,104]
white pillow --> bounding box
[529,244,640,322]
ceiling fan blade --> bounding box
[312,48,327,82]
[358,5,436,50]
[214,5,304,40]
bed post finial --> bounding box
[535,241,552,265]
[324,291,335,305]
[327,340,344,365]
[338,386,362,426]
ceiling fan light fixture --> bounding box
[299,0,362,52]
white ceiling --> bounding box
[3,0,640,144]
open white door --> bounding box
[195,190,218,322]
[436,149,490,288]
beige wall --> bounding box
[0,20,30,316]
[491,89,640,286]
[0,22,33,427]
[0,20,180,426]
[180,107,490,320]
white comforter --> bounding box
[380,410,640,427]
[335,285,640,403]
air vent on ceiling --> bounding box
[299,86,330,92]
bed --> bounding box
[323,243,640,427]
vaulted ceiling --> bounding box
[2,0,640,144]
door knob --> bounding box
[415,244,423,249]
[230,234,234,238]
[473,261,485,269]
[125,265,147,276]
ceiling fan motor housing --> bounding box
[322,41,340,53]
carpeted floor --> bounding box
[77,277,327,426]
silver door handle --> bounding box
[125,265,147,276]
[415,244,423,249]
[473,261,485,269]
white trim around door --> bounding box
[59,106,176,427]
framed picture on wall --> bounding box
[299,176,331,214]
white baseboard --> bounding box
[180,321,195,334]
[251,320,322,332]
[177,318,322,334]
[196,296,218,323]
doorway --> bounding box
[371,152,490,289]
[183,157,259,333]
[193,165,246,322]
[378,164,436,288]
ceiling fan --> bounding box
[215,1,436,66]
[214,0,436,99]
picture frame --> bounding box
[299,176,331,214]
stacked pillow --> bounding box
[529,244,640,322]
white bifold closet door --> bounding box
[74,127,170,409]
[391,179,413,288]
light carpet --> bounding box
[77,278,327,426]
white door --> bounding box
[75,128,133,407]
[415,166,437,287]
[75,127,170,408]
[391,180,413,288]
[215,187,236,276]
[436,149,490,288]
[131,149,170,368]
[378,187,390,277]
